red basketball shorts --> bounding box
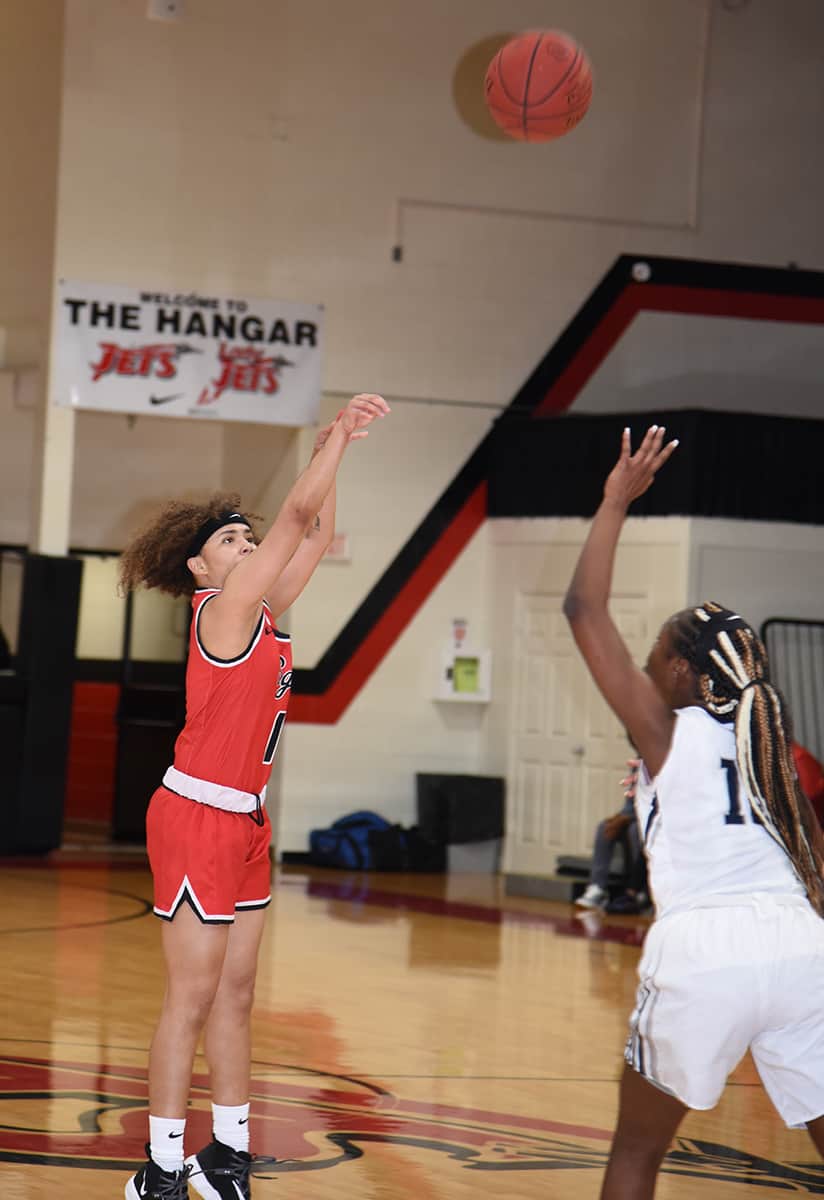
[146,786,272,924]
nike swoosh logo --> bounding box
[168,1130,184,1138]
[149,393,184,405]
[238,1117,248,1124]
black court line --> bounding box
[0,881,152,936]
[0,1040,769,1094]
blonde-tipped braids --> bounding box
[670,601,824,917]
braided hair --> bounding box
[669,601,824,916]
[118,492,261,598]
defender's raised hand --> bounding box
[339,393,390,440]
[604,425,678,510]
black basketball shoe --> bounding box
[186,1139,278,1200]
[125,1145,192,1200]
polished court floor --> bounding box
[1,853,823,1198]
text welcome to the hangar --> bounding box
[60,293,320,347]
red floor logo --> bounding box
[0,1054,822,1192]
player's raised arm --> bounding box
[563,425,679,776]
[262,416,344,619]
[190,394,388,655]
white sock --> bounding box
[213,1102,250,1153]
[149,1114,186,1172]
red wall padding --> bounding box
[64,682,120,824]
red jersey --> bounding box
[793,742,824,830]
[172,589,292,796]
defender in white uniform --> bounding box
[630,705,824,1125]
[564,426,824,1200]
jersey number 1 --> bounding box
[722,757,761,826]
[263,711,286,766]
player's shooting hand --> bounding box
[603,426,678,510]
[340,393,390,441]
[312,419,337,457]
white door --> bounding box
[503,591,651,875]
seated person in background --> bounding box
[575,759,641,910]
[576,746,822,919]
[605,842,650,915]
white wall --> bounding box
[0,1,62,369]
[576,314,824,418]
[0,375,38,547]
[3,0,824,846]
[0,2,62,548]
[279,524,491,850]
[3,0,820,549]
[688,519,824,634]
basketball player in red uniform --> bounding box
[118,393,389,1200]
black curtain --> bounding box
[488,409,824,524]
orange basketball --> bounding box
[484,29,593,143]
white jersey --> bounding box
[635,705,805,917]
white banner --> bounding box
[52,280,323,426]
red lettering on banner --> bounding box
[89,343,180,382]
[198,343,292,406]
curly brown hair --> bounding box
[118,492,262,598]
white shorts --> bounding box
[626,894,824,1128]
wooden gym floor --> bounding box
[1,851,823,1198]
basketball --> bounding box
[484,29,593,143]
